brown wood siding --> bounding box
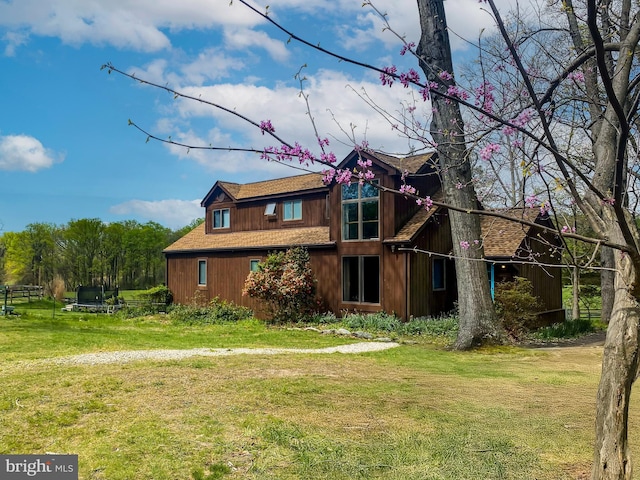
[166,247,338,320]
[409,213,456,318]
[206,192,329,234]
[512,227,563,325]
[382,249,408,319]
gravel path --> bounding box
[48,341,401,366]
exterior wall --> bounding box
[205,192,329,234]
[408,213,456,318]
[328,165,393,315]
[166,247,338,319]
[514,227,564,325]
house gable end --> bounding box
[201,181,239,208]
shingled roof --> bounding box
[215,173,326,202]
[164,223,333,253]
[370,151,435,174]
[480,208,550,257]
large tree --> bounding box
[102,0,640,476]
[415,0,498,349]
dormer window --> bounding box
[264,203,277,216]
[283,199,302,221]
[212,208,230,229]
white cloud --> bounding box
[148,68,432,176]
[0,134,63,172]
[0,0,266,53]
[110,199,202,229]
[223,27,290,62]
[3,31,28,56]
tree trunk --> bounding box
[592,245,639,480]
[601,246,615,324]
[416,0,498,349]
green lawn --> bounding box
[0,302,635,479]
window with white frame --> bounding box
[264,203,276,216]
[212,208,230,229]
[283,199,302,221]
[341,180,379,240]
[198,259,207,286]
[342,256,380,303]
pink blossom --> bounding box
[479,143,500,161]
[322,168,336,184]
[447,85,469,100]
[400,42,416,56]
[460,241,470,250]
[602,198,615,206]
[525,195,538,208]
[380,66,397,87]
[439,71,453,81]
[455,182,463,190]
[513,109,534,127]
[357,158,373,169]
[259,120,275,135]
[400,68,420,88]
[399,184,416,195]
[416,196,433,210]
[567,71,585,83]
[474,81,495,114]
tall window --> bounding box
[250,259,260,272]
[342,256,380,303]
[198,259,207,286]
[342,180,379,240]
[212,208,230,229]
[283,199,302,221]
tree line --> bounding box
[0,218,203,293]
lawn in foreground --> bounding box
[0,310,636,479]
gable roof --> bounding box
[336,149,436,175]
[369,151,435,174]
[164,223,333,253]
[202,172,327,206]
[480,208,555,257]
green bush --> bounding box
[243,247,318,323]
[136,284,173,305]
[169,297,253,325]
[494,277,541,340]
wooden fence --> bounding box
[1,285,44,304]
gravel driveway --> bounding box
[48,341,401,366]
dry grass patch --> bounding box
[0,320,637,480]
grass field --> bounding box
[0,301,637,479]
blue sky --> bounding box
[0,0,508,233]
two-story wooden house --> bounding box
[164,149,564,322]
